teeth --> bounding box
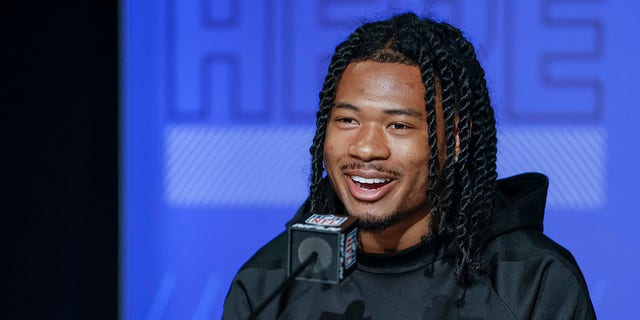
[351,176,390,184]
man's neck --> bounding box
[358,213,431,254]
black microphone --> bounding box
[248,214,358,319]
[288,214,358,284]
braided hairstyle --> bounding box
[308,13,497,285]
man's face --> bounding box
[324,61,430,231]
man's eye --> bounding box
[390,123,410,130]
[337,118,357,124]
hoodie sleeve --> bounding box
[222,278,252,320]
[222,232,289,319]
[528,260,596,319]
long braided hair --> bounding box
[307,13,497,285]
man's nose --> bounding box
[348,124,391,161]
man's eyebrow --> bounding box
[333,102,360,111]
[333,102,425,119]
[383,108,424,119]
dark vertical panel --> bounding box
[4,1,118,319]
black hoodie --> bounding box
[223,173,596,319]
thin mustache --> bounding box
[338,162,402,178]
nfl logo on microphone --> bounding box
[305,214,348,227]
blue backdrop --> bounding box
[123,1,640,318]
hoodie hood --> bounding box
[490,172,549,239]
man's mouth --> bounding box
[350,175,392,190]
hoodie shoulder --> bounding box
[485,173,595,319]
[485,229,596,319]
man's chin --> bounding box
[354,213,405,233]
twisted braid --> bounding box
[421,49,441,233]
[441,22,498,280]
[426,23,462,237]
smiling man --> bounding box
[223,13,595,319]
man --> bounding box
[224,13,595,319]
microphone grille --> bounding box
[297,237,332,273]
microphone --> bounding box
[288,214,358,284]
[248,214,358,319]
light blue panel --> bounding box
[163,126,314,207]
[498,126,605,209]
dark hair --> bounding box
[308,13,497,285]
